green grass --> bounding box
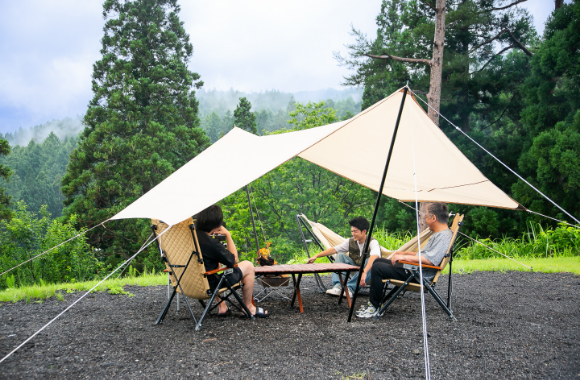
[443,256,580,275]
[0,272,166,304]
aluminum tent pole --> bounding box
[246,185,261,257]
[347,87,409,322]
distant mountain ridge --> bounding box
[197,87,362,117]
[2,87,363,146]
[1,116,84,147]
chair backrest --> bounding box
[152,218,212,300]
[299,214,392,257]
[430,214,464,285]
[386,228,435,259]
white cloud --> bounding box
[0,0,566,132]
[180,0,381,92]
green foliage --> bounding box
[0,201,100,289]
[107,284,134,296]
[288,101,338,130]
[0,137,12,221]
[5,275,15,288]
[0,133,76,218]
[456,223,580,260]
[233,97,258,134]
[516,2,580,221]
[61,0,210,269]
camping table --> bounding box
[254,263,360,313]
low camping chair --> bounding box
[296,214,391,293]
[376,214,464,321]
[151,218,254,331]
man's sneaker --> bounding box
[326,284,343,296]
[356,304,378,319]
[358,302,372,311]
[347,288,354,299]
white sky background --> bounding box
[0,0,565,133]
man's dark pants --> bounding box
[369,258,418,308]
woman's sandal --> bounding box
[253,307,269,318]
[241,307,269,318]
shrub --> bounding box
[0,201,102,289]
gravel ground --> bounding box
[0,271,579,379]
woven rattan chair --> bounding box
[151,218,253,331]
[376,214,464,321]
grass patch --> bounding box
[0,272,166,303]
[443,256,580,275]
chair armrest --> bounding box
[398,260,441,270]
[204,264,239,276]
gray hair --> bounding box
[428,202,449,224]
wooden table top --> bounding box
[254,263,359,275]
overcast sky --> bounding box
[0,0,563,134]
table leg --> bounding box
[337,271,352,308]
[291,273,304,313]
[291,274,297,306]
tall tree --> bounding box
[233,97,258,134]
[337,0,535,231]
[0,138,12,220]
[516,1,580,221]
[61,0,210,268]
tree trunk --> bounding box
[419,202,430,232]
[555,0,564,10]
[426,0,447,127]
[420,0,446,232]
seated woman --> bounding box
[357,202,453,318]
[195,204,269,318]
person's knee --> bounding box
[239,261,254,275]
[371,261,385,276]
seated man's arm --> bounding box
[223,230,238,263]
[359,239,381,286]
[391,253,435,267]
[212,226,238,265]
[307,247,337,264]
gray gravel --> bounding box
[0,271,579,379]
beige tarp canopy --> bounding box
[112,89,521,226]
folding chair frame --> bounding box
[296,214,334,292]
[253,276,292,303]
[375,216,464,321]
[151,221,254,331]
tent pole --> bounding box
[347,87,409,322]
[246,185,261,258]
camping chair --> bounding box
[151,218,254,331]
[296,214,391,293]
[376,214,465,321]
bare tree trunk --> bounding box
[426,0,447,127]
[419,202,430,232]
[555,0,564,10]
[419,0,447,232]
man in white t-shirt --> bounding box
[307,217,381,298]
